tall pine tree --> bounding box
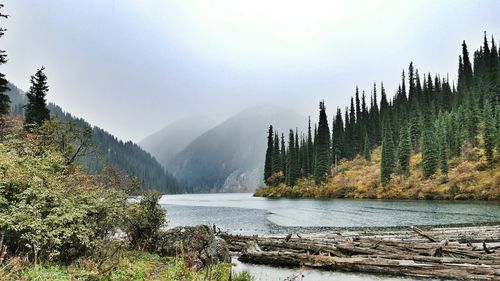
[397,124,411,177]
[24,67,50,128]
[264,125,274,182]
[381,122,395,185]
[314,101,330,184]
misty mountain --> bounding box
[5,83,183,194]
[168,105,306,193]
[140,116,218,168]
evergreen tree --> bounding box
[280,133,287,174]
[381,122,395,185]
[460,41,474,89]
[421,114,438,178]
[483,99,496,168]
[332,108,344,166]
[286,129,298,186]
[363,131,371,161]
[25,67,51,128]
[397,124,411,177]
[314,101,330,184]
[272,133,281,174]
[0,5,9,115]
[264,125,274,182]
[437,118,449,176]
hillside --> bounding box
[168,105,306,193]
[140,115,218,169]
[6,84,183,194]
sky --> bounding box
[2,0,500,142]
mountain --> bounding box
[5,83,184,194]
[140,116,218,168]
[168,105,306,193]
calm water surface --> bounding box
[160,193,500,281]
[161,193,500,235]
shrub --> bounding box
[124,192,166,250]
[0,119,128,263]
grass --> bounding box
[0,250,244,281]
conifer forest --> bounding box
[260,33,500,199]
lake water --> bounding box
[160,193,500,281]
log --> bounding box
[224,225,500,280]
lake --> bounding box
[160,193,500,281]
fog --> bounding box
[2,0,500,141]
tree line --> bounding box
[264,32,500,186]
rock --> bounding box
[153,225,230,270]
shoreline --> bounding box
[222,224,500,280]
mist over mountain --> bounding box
[140,116,218,169]
[167,105,306,193]
[5,83,183,194]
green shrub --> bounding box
[0,119,128,263]
[124,192,166,250]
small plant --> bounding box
[233,270,253,281]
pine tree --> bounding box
[397,124,411,177]
[286,129,298,186]
[25,67,51,128]
[363,131,371,161]
[460,41,474,89]
[314,101,330,184]
[280,133,287,174]
[0,5,9,115]
[381,122,395,185]
[272,133,281,174]
[483,99,496,168]
[421,114,438,178]
[437,118,449,176]
[264,125,274,182]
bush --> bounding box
[124,192,166,250]
[0,119,128,263]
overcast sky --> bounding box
[2,0,500,141]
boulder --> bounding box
[154,225,230,270]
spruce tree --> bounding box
[314,101,330,184]
[286,129,298,186]
[272,133,281,174]
[483,99,496,168]
[397,124,411,177]
[363,131,371,161]
[381,122,395,185]
[421,114,438,178]
[280,133,287,174]
[0,5,9,115]
[437,118,449,176]
[264,125,274,182]
[25,67,51,128]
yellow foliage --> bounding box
[256,145,500,200]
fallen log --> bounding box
[224,225,500,280]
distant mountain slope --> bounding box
[168,105,306,193]
[5,83,183,194]
[140,116,218,168]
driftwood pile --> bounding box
[221,225,500,280]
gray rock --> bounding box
[154,225,230,270]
